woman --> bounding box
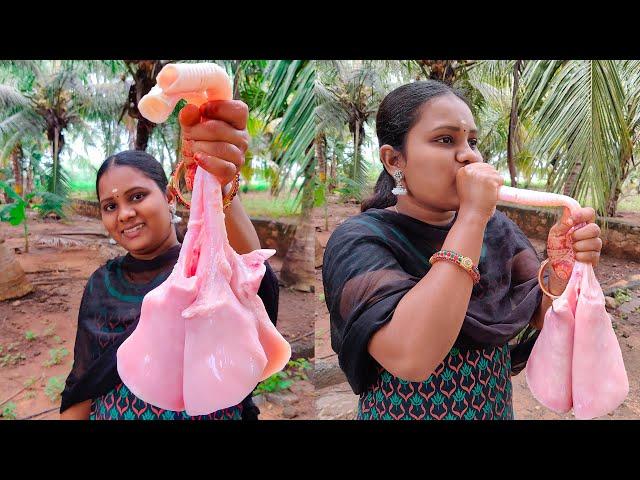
[322,81,603,420]
[60,101,279,420]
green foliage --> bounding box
[335,175,365,202]
[23,376,38,388]
[0,179,69,251]
[255,371,293,394]
[44,376,65,402]
[0,402,17,420]
[254,358,311,394]
[241,194,300,218]
[0,351,26,367]
[43,347,69,367]
[259,60,315,202]
[25,330,37,341]
[618,194,640,212]
[614,288,632,304]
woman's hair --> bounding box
[361,80,470,212]
[96,150,183,242]
[96,150,168,200]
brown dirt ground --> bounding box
[313,194,640,420]
[0,211,314,421]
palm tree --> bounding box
[316,61,387,192]
[0,61,127,195]
[467,61,543,187]
[119,60,171,151]
[468,60,640,215]
[259,60,316,291]
[520,60,637,216]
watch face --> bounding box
[461,257,473,269]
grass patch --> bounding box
[618,194,640,213]
[614,288,632,305]
[25,330,37,341]
[43,347,69,367]
[241,193,300,219]
[0,402,17,420]
[23,376,38,389]
[44,376,65,402]
[1,352,26,367]
[254,358,311,395]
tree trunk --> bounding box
[606,154,632,217]
[507,60,522,188]
[0,236,33,301]
[563,161,583,197]
[10,144,24,197]
[328,149,337,193]
[315,132,328,231]
[125,61,165,151]
[280,159,317,292]
[351,118,365,185]
[135,118,154,151]
[316,132,327,184]
[232,60,242,100]
[25,158,34,196]
[126,116,137,150]
[52,126,60,195]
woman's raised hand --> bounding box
[547,207,602,280]
[178,100,250,189]
[456,163,504,222]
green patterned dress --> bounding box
[323,208,543,421]
[358,345,513,420]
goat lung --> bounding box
[525,266,578,414]
[571,263,629,419]
[117,167,291,415]
[526,261,629,419]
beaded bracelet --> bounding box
[428,249,481,285]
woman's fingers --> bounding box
[176,100,250,183]
[574,250,601,266]
[187,119,249,153]
[191,142,244,169]
[570,207,596,226]
[573,236,603,254]
[200,100,249,130]
[572,222,601,242]
[178,103,201,128]
[194,152,238,186]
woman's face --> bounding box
[398,93,483,212]
[98,165,176,257]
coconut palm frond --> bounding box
[0,84,30,110]
[265,61,316,197]
[467,60,516,88]
[529,60,628,213]
[0,109,42,137]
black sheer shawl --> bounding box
[322,208,543,395]
[60,243,280,419]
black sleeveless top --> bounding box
[60,244,280,420]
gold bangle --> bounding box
[169,160,191,209]
[538,258,560,300]
[222,173,240,210]
[170,164,240,211]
